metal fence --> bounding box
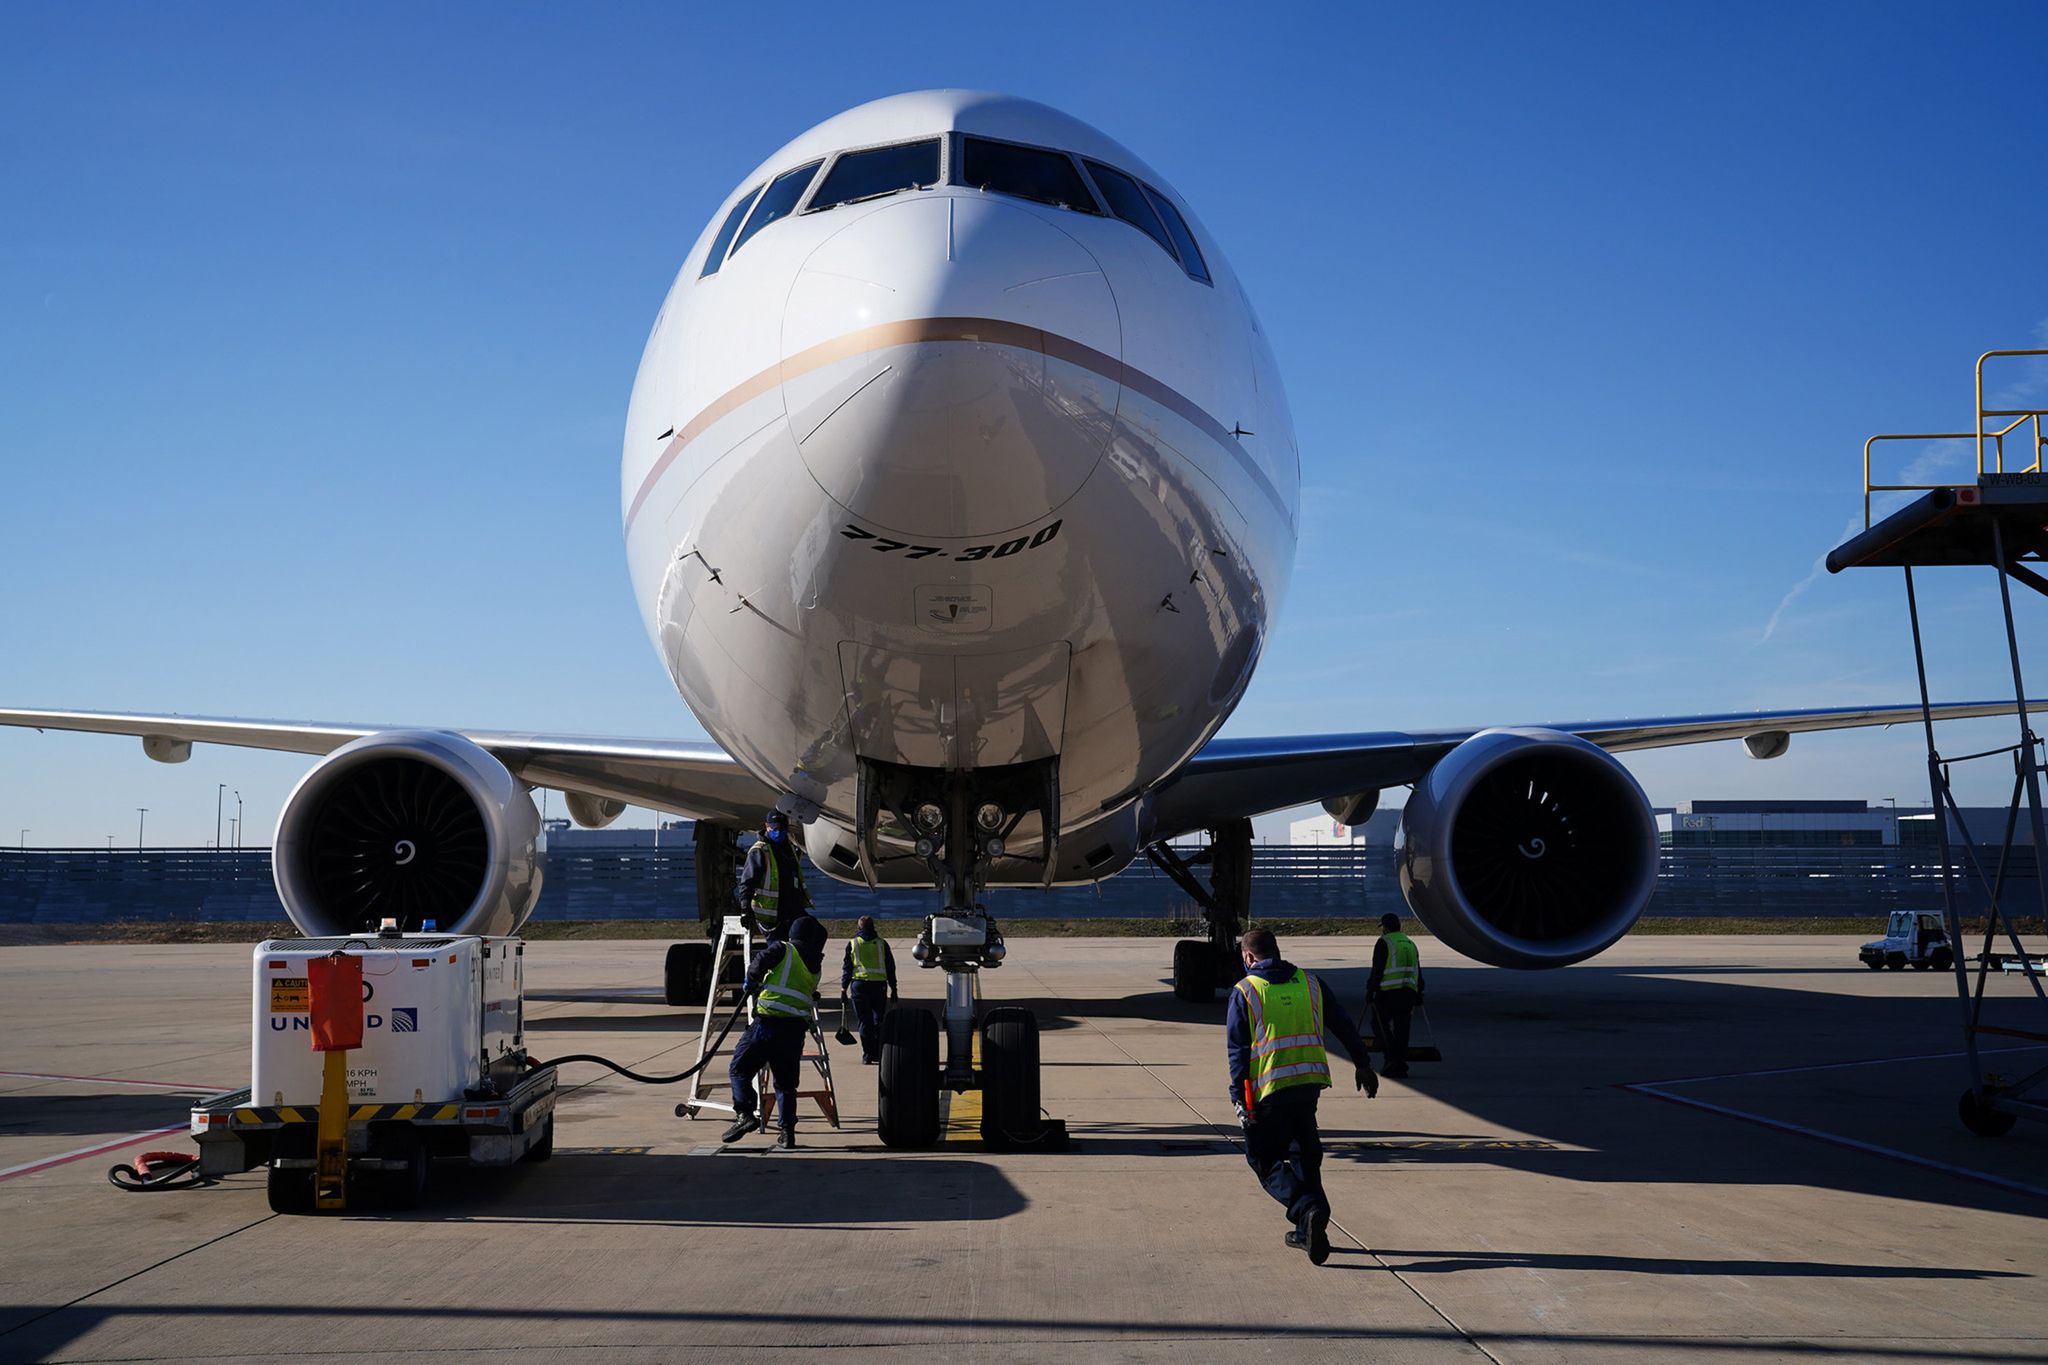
[1,843,2034,926]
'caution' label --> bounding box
[270,978,309,1013]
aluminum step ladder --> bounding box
[675,915,840,1129]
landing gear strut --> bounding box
[663,820,737,1006]
[1149,818,1253,1002]
[864,760,1062,1148]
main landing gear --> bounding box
[664,820,737,1007]
[864,760,1062,1149]
[1148,818,1253,1002]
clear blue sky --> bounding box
[3,2,2045,848]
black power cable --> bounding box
[536,998,750,1085]
[108,1152,214,1192]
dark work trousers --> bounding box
[729,1018,808,1134]
[1372,989,1418,1073]
[849,981,890,1062]
[1244,1087,1328,1225]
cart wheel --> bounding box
[1863,959,1883,971]
[266,1164,314,1215]
[384,1139,430,1209]
[1886,954,1907,971]
[1931,949,1953,971]
[522,1113,555,1162]
[1959,1087,2018,1138]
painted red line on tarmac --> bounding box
[0,1070,223,1091]
[1623,1083,2048,1202]
[0,1125,188,1183]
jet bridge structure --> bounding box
[1827,347,2048,1137]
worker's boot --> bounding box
[721,1111,761,1144]
[1289,1210,1331,1264]
[774,1129,797,1151]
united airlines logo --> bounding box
[390,1007,418,1033]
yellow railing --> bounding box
[1862,349,2048,527]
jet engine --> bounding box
[272,731,545,937]
[1397,728,1657,969]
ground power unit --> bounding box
[190,932,556,1211]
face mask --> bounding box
[766,828,783,842]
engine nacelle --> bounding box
[1397,728,1657,969]
[273,731,545,937]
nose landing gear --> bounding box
[863,760,1063,1149]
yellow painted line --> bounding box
[943,1032,983,1143]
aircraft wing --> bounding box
[0,708,781,827]
[1145,700,2030,839]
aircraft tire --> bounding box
[980,1006,1042,1145]
[878,1007,940,1148]
[1959,1087,2017,1137]
[665,942,714,1006]
[1173,939,1215,1001]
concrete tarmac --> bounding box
[1,934,2044,1362]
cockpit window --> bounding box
[1081,159,1176,258]
[960,137,1101,214]
[730,160,822,257]
[809,138,942,213]
[1143,186,1210,284]
[699,184,762,278]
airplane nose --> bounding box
[781,194,1121,542]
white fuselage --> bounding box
[620,92,1299,886]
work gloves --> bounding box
[1355,1065,1378,1097]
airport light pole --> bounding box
[216,783,225,850]
[136,808,148,849]
[17,829,26,849]
[234,791,243,849]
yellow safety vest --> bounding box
[849,936,888,983]
[1380,931,1420,993]
[750,840,806,923]
[1236,970,1332,1101]
[756,945,819,1021]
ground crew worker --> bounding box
[735,810,809,940]
[1365,912,1425,1079]
[841,915,898,1064]
[722,913,828,1150]
[1226,926,1376,1266]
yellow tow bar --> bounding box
[313,1050,350,1210]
